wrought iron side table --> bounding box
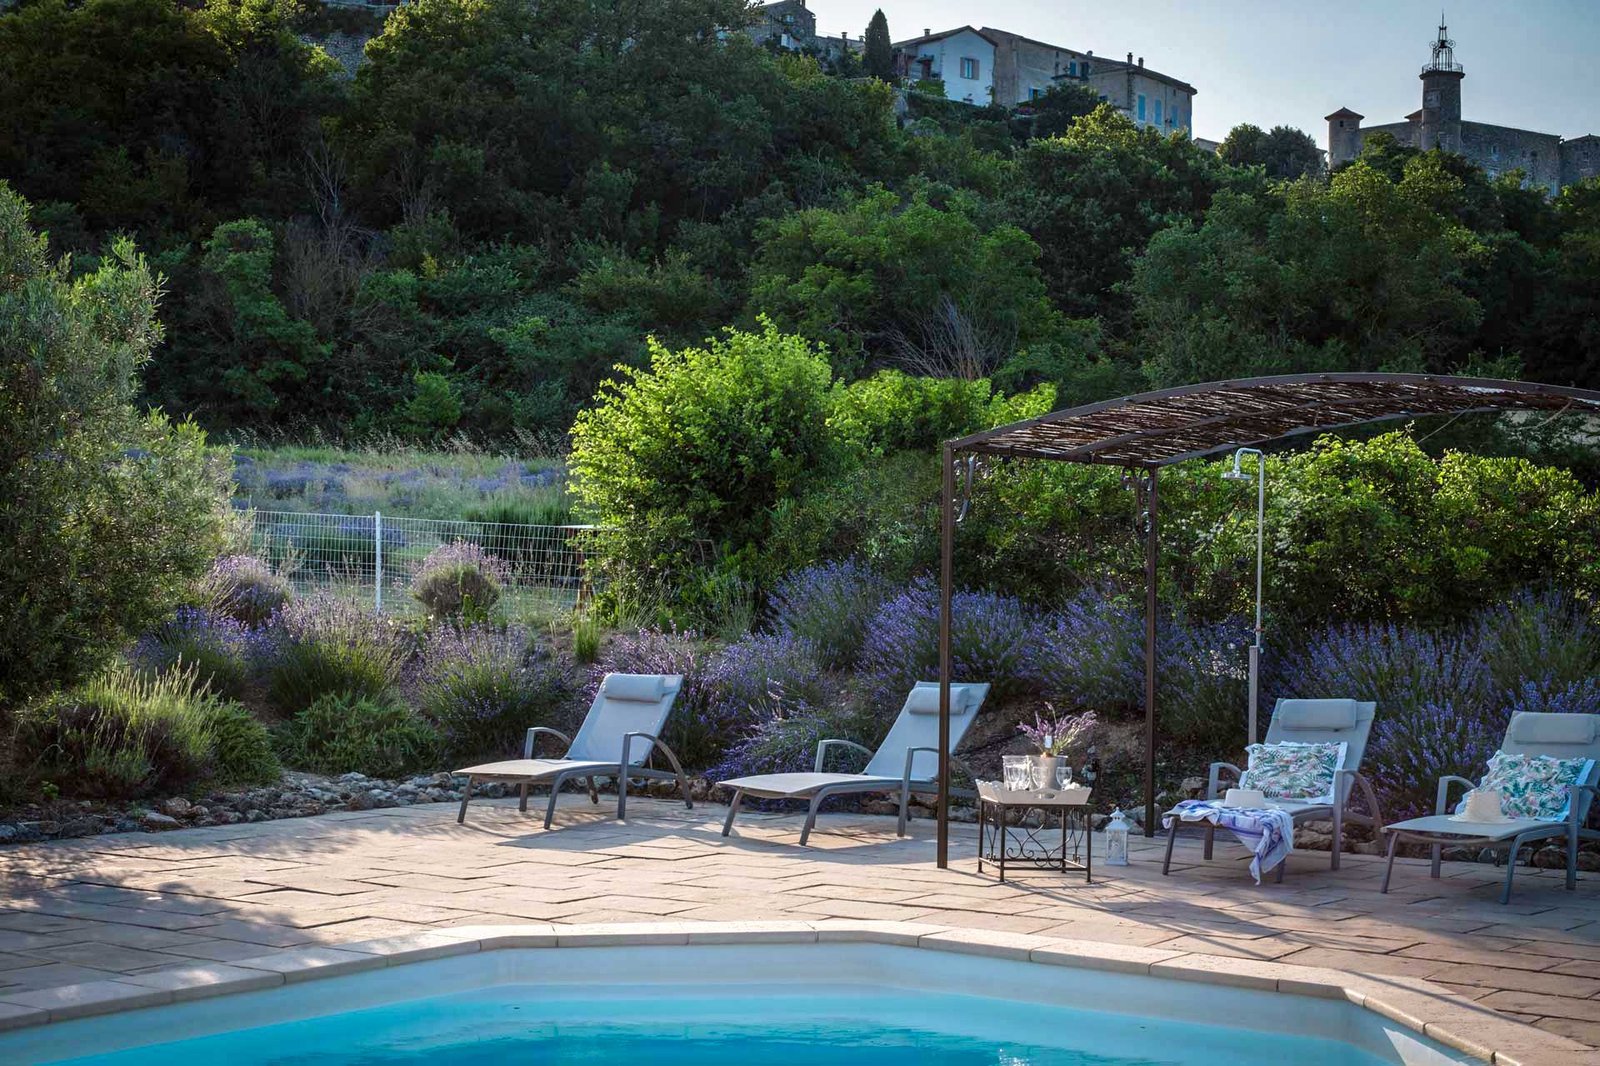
[976,782,1093,884]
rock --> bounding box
[861,800,899,816]
[1180,777,1205,795]
[160,797,192,819]
[1477,848,1501,864]
[142,812,181,830]
[345,791,379,811]
[338,772,369,785]
[0,824,18,844]
[1350,840,1382,856]
[1531,847,1567,870]
[1576,851,1600,872]
[245,810,268,823]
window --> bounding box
[1137,94,1146,122]
[1154,100,1163,126]
[960,57,979,80]
[1030,87,1044,100]
[1069,60,1077,76]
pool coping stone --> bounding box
[0,920,1592,1066]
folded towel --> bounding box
[1163,800,1295,884]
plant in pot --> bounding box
[1017,706,1098,788]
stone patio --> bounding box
[0,795,1596,1053]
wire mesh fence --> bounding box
[247,510,594,615]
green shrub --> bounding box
[412,542,507,621]
[207,701,281,787]
[0,186,232,705]
[14,665,257,799]
[569,322,844,619]
[260,597,411,713]
[571,611,601,664]
[275,691,440,778]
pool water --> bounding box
[54,985,1389,1066]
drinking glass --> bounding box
[1002,755,1031,791]
[1053,763,1073,789]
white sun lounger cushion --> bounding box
[601,673,667,703]
[1275,699,1359,731]
[904,685,971,715]
[1508,712,1598,746]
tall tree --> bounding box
[1219,123,1324,180]
[863,8,893,80]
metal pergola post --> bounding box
[1142,469,1159,837]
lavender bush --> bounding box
[595,627,721,769]
[203,555,290,625]
[704,632,827,726]
[256,595,412,713]
[1279,623,1496,820]
[859,581,1041,704]
[1503,677,1600,717]
[1476,590,1600,700]
[710,703,878,783]
[1033,586,1142,711]
[1158,616,1252,753]
[769,561,894,669]
[414,626,567,760]
[412,541,509,621]
[131,607,252,700]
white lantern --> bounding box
[1104,807,1131,866]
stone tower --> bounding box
[1418,20,1464,153]
[1325,108,1364,167]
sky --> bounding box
[809,0,1600,146]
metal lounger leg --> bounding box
[800,789,832,847]
[1162,817,1179,875]
[518,782,529,814]
[1330,800,1343,871]
[1501,831,1538,905]
[1570,824,1580,892]
[1274,855,1285,883]
[1380,831,1400,894]
[617,767,630,821]
[545,772,569,830]
[897,782,912,837]
[586,777,599,804]
[1430,843,1442,878]
[721,789,745,837]
[1202,823,1214,860]
[457,776,475,824]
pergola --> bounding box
[932,372,1600,867]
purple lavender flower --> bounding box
[203,554,290,625]
[769,560,893,669]
[858,580,1042,705]
[130,607,251,698]
[414,625,567,760]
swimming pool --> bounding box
[0,924,1544,1065]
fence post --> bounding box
[374,510,383,614]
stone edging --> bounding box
[0,921,1590,1066]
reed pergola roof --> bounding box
[948,373,1600,468]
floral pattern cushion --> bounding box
[1456,752,1595,822]
[1239,741,1347,804]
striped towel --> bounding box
[1163,800,1295,884]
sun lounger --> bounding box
[455,672,691,828]
[1380,711,1599,904]
[718,681,991,846]
[1164,698,1381,878]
